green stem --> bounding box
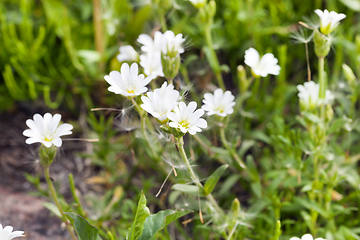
[219,127,246,170]
[318,57,325,119]
[310,154,319,235]
[176,137,224,216]
[159,8,167,32]
[131,98,160,161]
[204,24,225,90]
[45,166,77,240]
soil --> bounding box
[0,104,92,240]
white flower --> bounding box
[244,47,281,77]
[117,45,139,62]
[141,82,180,122]
[23,113,73,148]
[168,101,207,135]
[140,52,164,78]
[314,9,346,35]
[290,233,326,240]
[161,31,185,57]
[137,31,164,54]
[297,81,334,109]
[104,63,153,97]
[202,88,235,117]
[189,0,207,8]
[0,224,25,240]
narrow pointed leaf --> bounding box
[204,164,228,195]
[65,212,102,240]
[127,192,150,240]
[171,184,205,197]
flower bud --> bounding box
[39,145,57,167]
[231,198,241,217]
[325,103,334,122]
[342,63,356,86]
[199,0,216,24]
[314,30,331,58]
[161,54,181,80]
[237,65,250,93]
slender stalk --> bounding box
[159,8,167,32]
[176,137,224,216]
[93,0,104,70]
[219,127,246,170]
[305,43,311,81]
[318,57,325,119]
[131,98,159,161]
[44,166,77,240]
[204,24,225,90]
[310,154,319,235]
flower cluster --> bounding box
[297,81,334,110]
[244,47,281,77]
[141,82,180,123]
[0,224,25,240]
[202,88,235,117]
[314,9,346,35]
[23,113,73,148]
[104,63,153,97]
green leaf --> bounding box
[138,209,192,240]
[339,0,360,11]
[171,184,205,197]
[204,164,228,195]
[128,192,150,240]
[64,212,102,240]
[43,202,62,218]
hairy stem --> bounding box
[44,166,77,240]
[176,137,224,216]
[219,127,246,170]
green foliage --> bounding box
[65,212,102,240]
[127,192,150,240]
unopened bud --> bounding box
[314,30,331,58]
[39,145,57,167]
[325,104,334,122]
[237,65,249,93]
[161,54,181,80]
[231,198,241,217]
[342,64,356,86]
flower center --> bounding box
[127,89,135,94]
[44,136,53,142]
[179,120,189,129]
[215,106,225,113]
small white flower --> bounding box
[137,31,164,54]
[168,101,207,135]
[161,31,185,57]
[244,47,281,77]
[202,88,235,117]
[141,82,180,122]
[0,224,25,240]
[297,81,334,109]
[117,45,139,63]
[140,52,164,78]
[104,63,153,97]
[23,113,73,148]
[290,233,326,240]
[314,9,346,35]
